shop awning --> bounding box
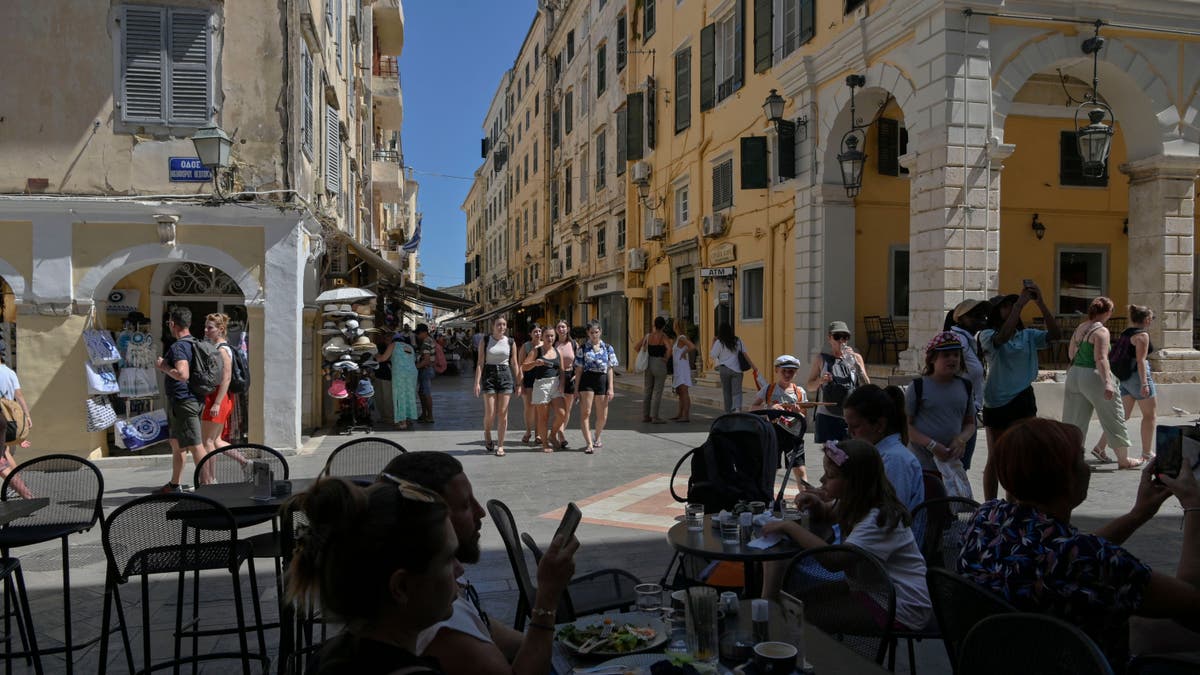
[331,229,403,281]
[394,282,475,312]
[520,278,575,308]
[471,298,524,323]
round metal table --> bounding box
[667,515,802,598]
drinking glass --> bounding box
[635,583,663,613]
[684,587,720,665]
[782,504,802,523]
[719,518,741,546]
[685,503,706,531]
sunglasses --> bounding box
[378,473,441,503]
[831,333,850,341]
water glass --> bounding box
[685,503,706,531]
[635,583,663,613]
[719,518,741,545]
[663,608,690,660]
[684,586,720,665]
[782,504,802,523]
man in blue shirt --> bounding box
[155,306,206,492]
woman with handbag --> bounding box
[633,316,672,423]
[709,322,754,413]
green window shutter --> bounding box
[646,78,656,150]
[617,106,627,173]
[597,44,607,95]
[733,0,745,92]
[800,0,816,44]
[565,91,574,136]
[877,118,899,176]
[325,104,341,194]
[167,9,210,124]
[778,119,796,180]
[627,92,645,161]
[753,0,772,73]
[122,6,166,124]
[740,136,769,189]
[617,14,627,71]
[699,24,715,111]
[674,47,691,133]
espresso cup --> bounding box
[753,641,798,675]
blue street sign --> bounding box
[169,157,213,182]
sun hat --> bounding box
[827,321,851,336]
[953,298,991,322]
[925,331,964,355]
[332,355,359,371]
[319,321,341,335]
[355,379,375,399]
[774,355,802,369]
[322,303,339,314]
[343,318,360,330]
[342,327,366,341]
[322,336,351,359]
[327,379,349,399]
[350,336,378,353]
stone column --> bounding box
[1122,155,1200,382]
[259,219,306,450]
[792,183,854,361]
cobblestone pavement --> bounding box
[6,368,1191,673]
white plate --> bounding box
[557,614,668,657]
[584,653,733,674]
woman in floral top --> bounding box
[574,321,619,454]
[958,417,1200,670]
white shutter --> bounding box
[122,6,166,123]
[772,0,783,64]
[781,0,799,58]
[325,105,341,194]
[168,10,210,124]
[301,46,313,156]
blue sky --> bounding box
[399,1,538,289]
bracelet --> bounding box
[528,622,555,632]
[925,440,938,452]
[531,607,556,621]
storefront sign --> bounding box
[710,243,737,264]
[168,157,213,182]
[587,275,624,298]
[700,267,735,278]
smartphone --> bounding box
[555,502,582,543]
[1155,425,1189,481]
[1022,278,1034,288]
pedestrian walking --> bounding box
[519,326,543,445]
[378,326,420,430]
[710,322,754,413]
[551,319,576,449]
[155,306,206,492]
[906,331,977,498]
[804,321,869,443]
[947,299,989,470]
[751,354,810,483]
[1063,297,1140,469]
[198,313,235,481]
[1093,304,1158,463]
[575,321,618,454]
[634,316,671,423]
[977,284,1059,499]
[523,326,561,453]
[414,324,437,423]
[0,352,33,498]
[670,319,697,422]
[473,317,520,456]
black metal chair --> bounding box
[98,492,268,674]
[0,455,103,674]
[781,544,897,666]
[959,613,1114,675]
[1127,654,1200,674]
[321,437,407,478]
[926,568,1018,673]
[0,557,39,674]
[486,499,636,630]
[519,531,639,622]
[863,315,885,364]
[910,497,980,569]
[879,317,908,364]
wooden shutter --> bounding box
[877,118,899,176]
[597,44,607,95]
[733,0,746,93]
[302,46,314,156]
[646,77,656,150]
[675,48,691,133]
[626,92,644,161]
[596,131,606,187]
[565,91,574,135]
[616,106,628,173]
[617,14,627,71]
[800,0,815,44]
[753,0,772,73]
[713,160,733,210]
[644,0,656,37]
[699,24,715,111]
[122,6,165,123]
[899,127,909,174]
[325,104,341,194]
[778,119,797,180]
[168,10,209,124]
[740,137,769,189]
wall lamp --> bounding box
[634,179,665,211]
[763,89,786,132]
[837,75,868,198]
[190,123,233,197]
[1031,213,1046,240]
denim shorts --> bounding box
[481,364,513,394]
[417,367,435,395]
[1119,363,1156,400]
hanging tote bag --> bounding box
[86,361,120,396]
[83,311,122,365]
[85,396,117,432]
[113,409,169,450]
[634,336,650,374]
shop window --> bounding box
[1060,131,1108,187]
[889,247,909,317]
[597,224,607,259]
[1056,247,1107,315]
[742,265,764,321]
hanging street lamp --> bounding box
[1076,22,1115,178]
[837,75,868,198]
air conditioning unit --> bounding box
[631,160,651,185]
[702,213,727,238]
[646,218,665,240]
[550,258,564,277]
[627,248,647,271]
[325,242,349,279]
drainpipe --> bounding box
[961,8,972,303]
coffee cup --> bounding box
[753,641,797,674]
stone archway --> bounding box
[76,243,263,308]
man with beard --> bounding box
[381,452,578,675]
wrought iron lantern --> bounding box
[837,75,868,198]
[1076,23,1114,178]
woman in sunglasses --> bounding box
[289,476,462,674]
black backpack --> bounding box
[181,336,222,397]
[819,353,858,415]
[670,413,780,513]
[220,342,251,394]
[1108,329,1144,381]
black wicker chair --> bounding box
[321,437,407,478]
[97,493,268,674]
[926,568,1018,673]
[0,557,39,674]
[781,544,897,666]
[0,455,103,674]
[520,531,639,622]
[1127,654,1200,674]
[959,613,1114,675]
[910,497,980,569]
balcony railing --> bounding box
[374,54,399,80]
[373,149,403,165]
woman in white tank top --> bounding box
[474,317,522,456]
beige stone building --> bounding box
[0,0,408,457]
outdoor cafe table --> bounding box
[667,515,802,599]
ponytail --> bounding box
[844,384,909,445]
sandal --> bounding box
[1118,457,1145,470]
[592,439,603,449]
[542,446,555,453]
[495,446,506,457]
[521,432,531,443]
[584,446,594,455]
[1090,447,1115,464]
[485,441,495,453]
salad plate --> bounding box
[557,614,668,657]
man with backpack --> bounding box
[155,306,218,492]
[805,321,869,443]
